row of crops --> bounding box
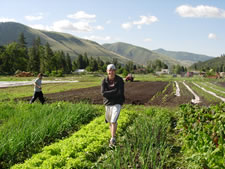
[0,102,102,168]
[177,103,225,168]
[0,80,225,168]
[2,102,224,168]
[1,101,178,168]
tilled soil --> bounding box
[20,81,195,107]
[217,82,225,88]
[149,82,195,107]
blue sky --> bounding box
[1,0,225,57]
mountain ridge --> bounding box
[0,22,130,64]
[103,42,182,67]
[153,48,213,66]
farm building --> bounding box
[186,72,194,77]
[156,69,170,75]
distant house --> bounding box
[187,72,194,77]
[193,71,200,75]
[161,69,170,74]
[156,69,170,75]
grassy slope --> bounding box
[0,22,130,63]
[153,48,213,66]
[190,55,225,70]
[103,42,182,66]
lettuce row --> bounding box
[12,109,135,169]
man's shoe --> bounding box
[109,137,116,147]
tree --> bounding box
[83,53,89,68]
[59,51,67,73]
[27,38,40,73]
[86,57,98,72]
[44,42,54,73]
[18,32,27,48]
[1,42,28,74]
[77,54,84,69]
[125,61,134,73]
[66,53,72,73]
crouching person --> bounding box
[30,73,45,104]
[101,64,125,147]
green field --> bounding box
[0,73,224,168]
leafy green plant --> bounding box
[11,109,136,169]
[176,103,225,168]
[0,102,101,169]
[95,107,172,169]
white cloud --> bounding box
[208,33,217,39]
[0,17,16,22]
[121,22,133,30]
[29,24,53,31]
[67,11,96,20]
[144,38,152,42]
[28,19,103,33]
[122,15,158,30]
[133,16,158,25]
[25,14,43,21]
[95,25,104,30]
[83,35,111,41]
[176,5,225,18]
[52,20,93,32]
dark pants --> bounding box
[30,91,45,104]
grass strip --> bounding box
[95,107,173,169]
[12,108,136,169]
[0,81,100,101]
[0,102,101,169]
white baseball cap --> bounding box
[107,64,116,70]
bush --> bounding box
[122,69,128,77]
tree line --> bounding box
[192,54,225,73]
[0,33,72,76]
[0,33,183,76]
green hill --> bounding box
[103,42,181,67]
[0,22,130,63]
[153,48,213,66]
[190,54,225,71]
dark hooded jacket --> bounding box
[101,75,125,105]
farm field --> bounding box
[0,74,225,168]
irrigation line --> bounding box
[183,81,201,104]
[193,82,225,102]
[204,82,225,94]
[174,81,181,97]
[0,80,79,88]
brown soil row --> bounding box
[20,81,201,107]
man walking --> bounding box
[101,64,125,147]
[30,73,45,104]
